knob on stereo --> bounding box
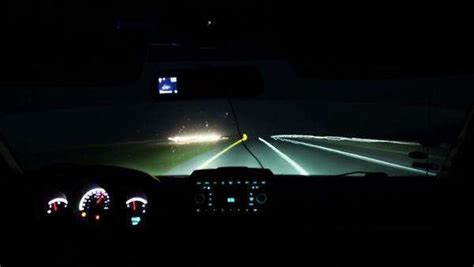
[256,193,267,204]
[194,193,206,205]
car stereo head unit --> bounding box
[191,168,271,216]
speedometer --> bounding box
[78,187,110,221]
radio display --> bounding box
[194,179,267,215]
[214,182,249,210]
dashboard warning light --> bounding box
[80,212,87,218]
[95,215,101,221]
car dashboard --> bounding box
[33,166,273,225]
[1,164,457,266]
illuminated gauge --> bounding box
[78,187,110,221]
[46,197,68,215]
[126,197,148,226]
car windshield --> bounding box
[0,61,469,176]
[3,4,474,177]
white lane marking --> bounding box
[258,137,309,176]
[274,137,436,176]
[271,135,420,146]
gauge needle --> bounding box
[53,203,58,212]
[132,201,137,211]
[96,195,104,204]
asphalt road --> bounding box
[164,136,440,176]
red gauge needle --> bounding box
[53,203,58,212]
[96,195,104,204]
[132,201,137,211]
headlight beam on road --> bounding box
[258,137,309,176]
[274,137,436,176]
[271,135,421,146]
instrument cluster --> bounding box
[44,185,150,227]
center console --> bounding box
[191,168,271,215]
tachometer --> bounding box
[78,187,110,221]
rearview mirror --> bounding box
[150,66,264,99]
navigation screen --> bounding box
[158,77,178,95]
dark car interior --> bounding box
[1,2,474,266]
[1,136,473,266]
